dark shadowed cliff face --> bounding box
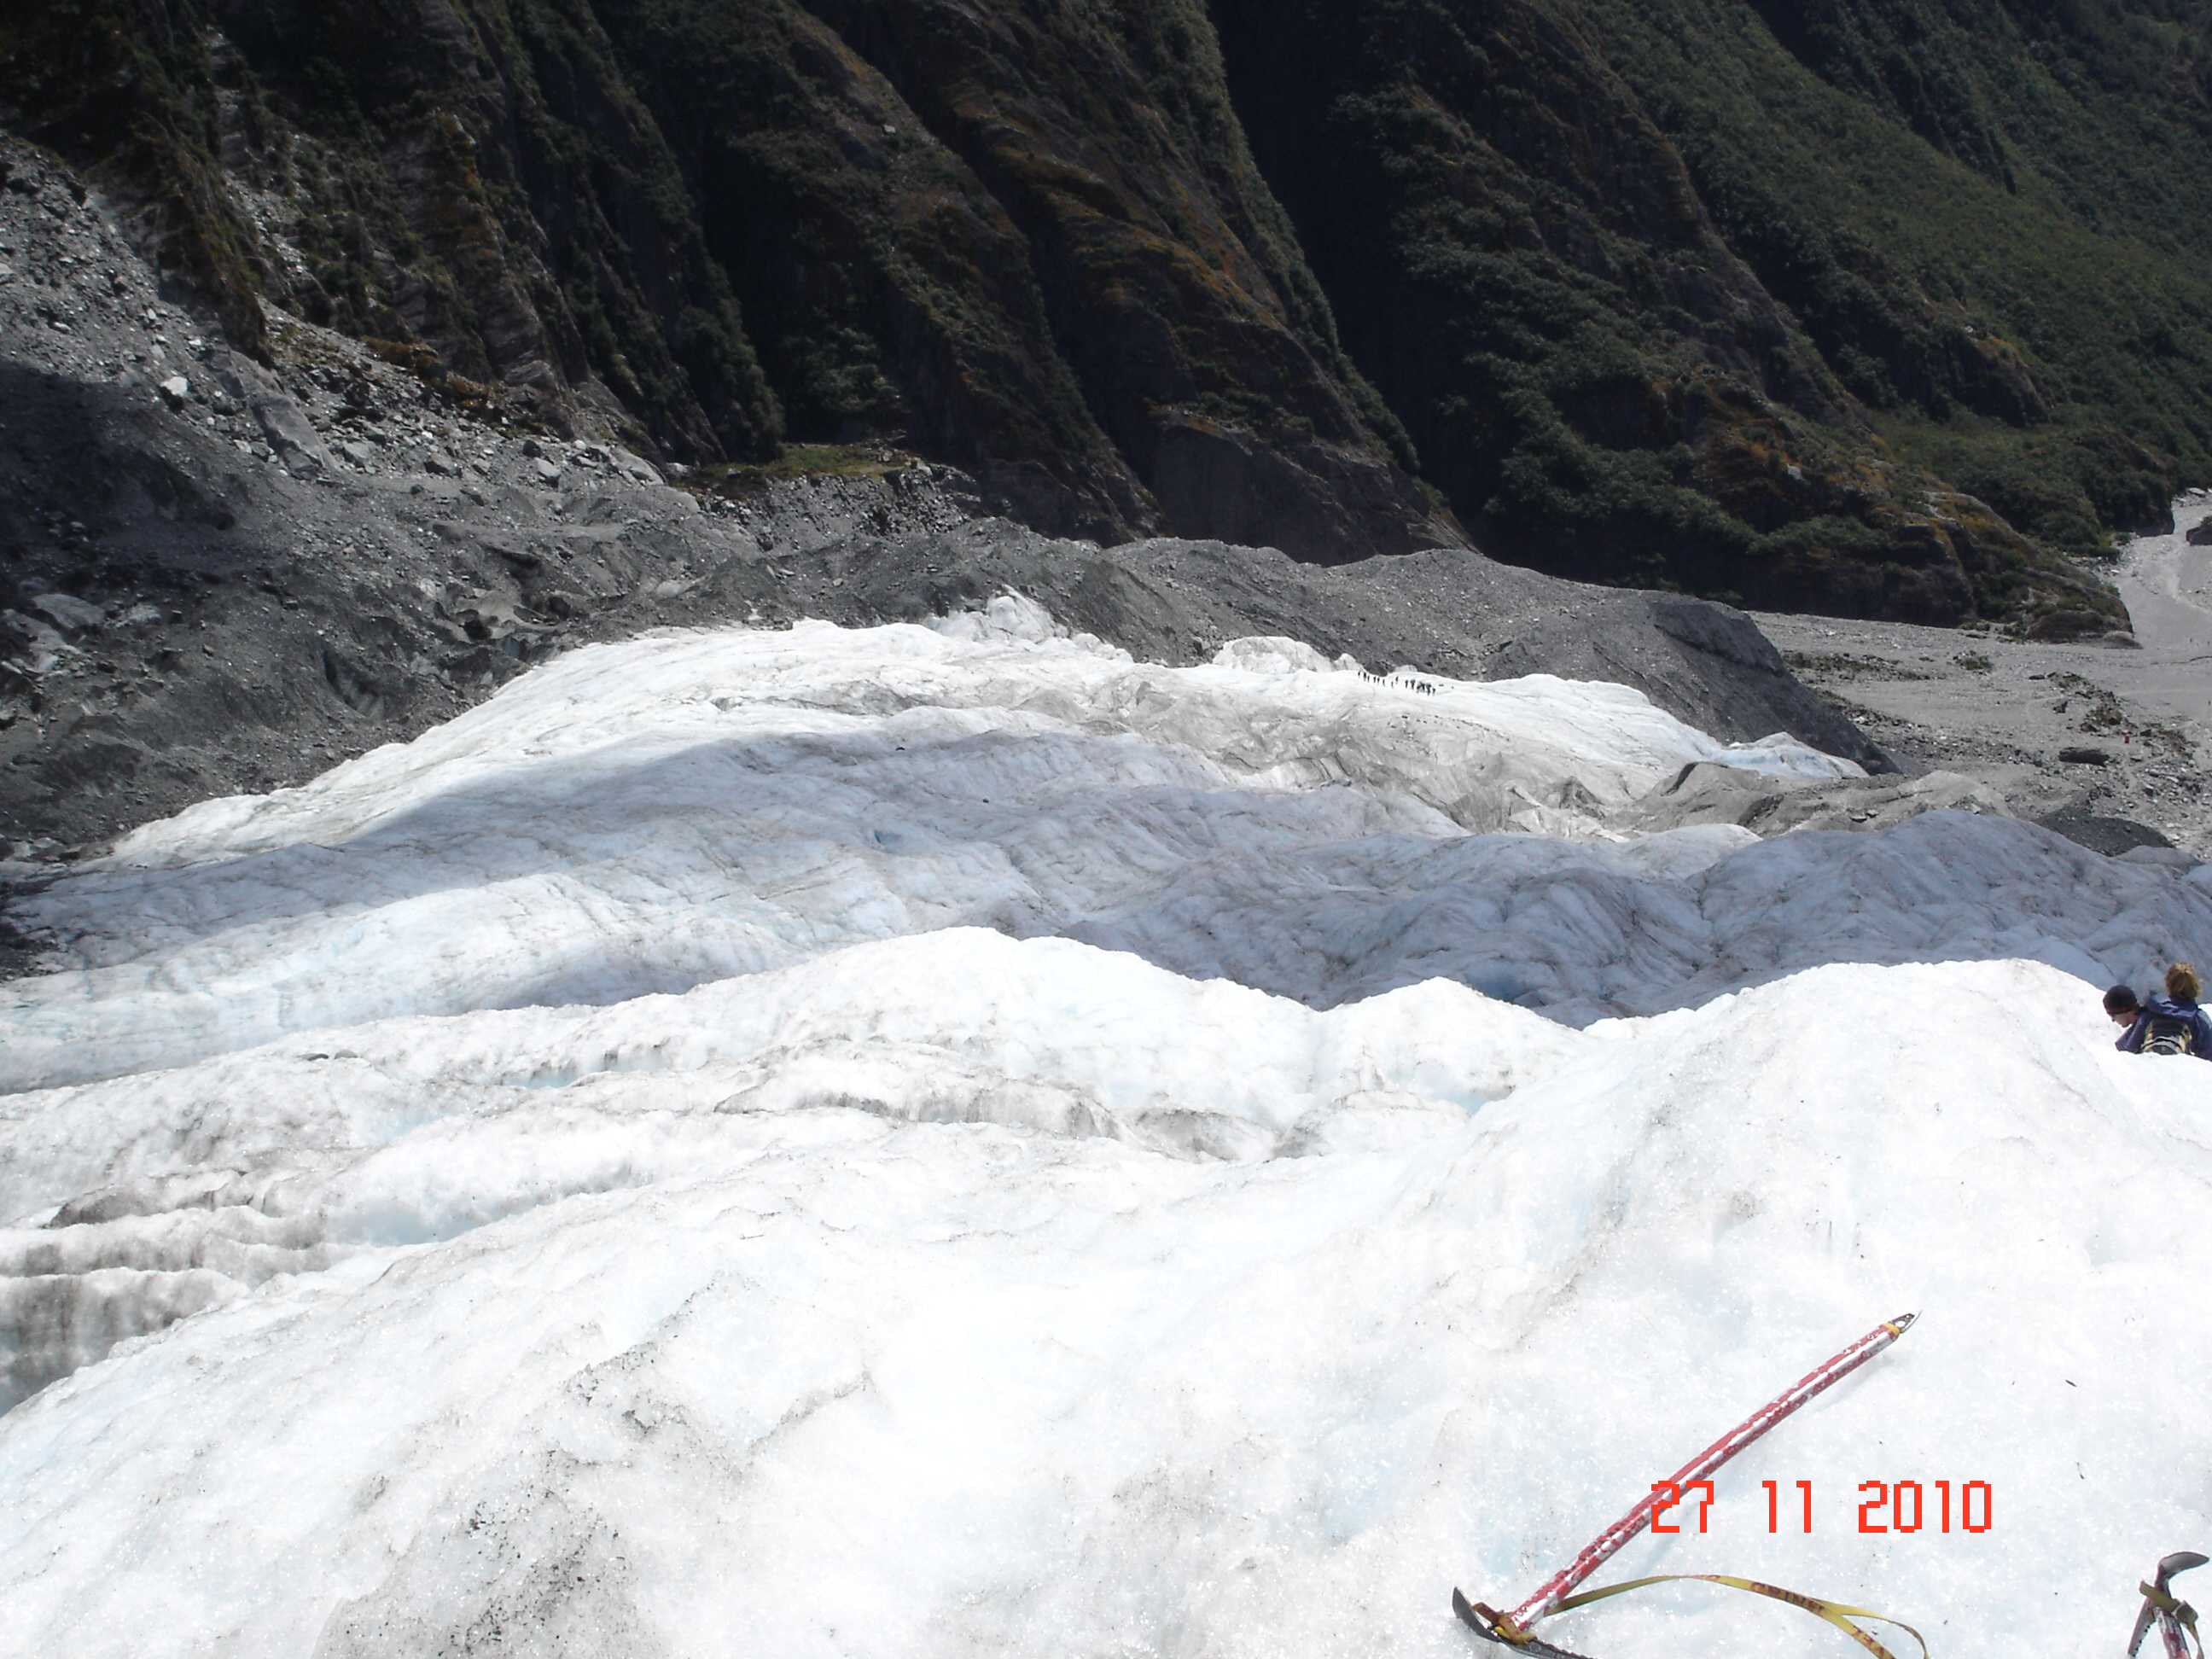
[216,0,786,461]
[3,0,2209,626]
[581,0,1158,539]
[0,0,785,458]
[1210,0,1871,601]
[0,0,1453,553]
[785,0,1446,556]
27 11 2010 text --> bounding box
[1647,1479,1993,1534]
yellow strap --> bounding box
[2139,1583,2206,1658]
[2142,1581,2200,1626]
[1548,1572,1929,1659]
[1479,1611,1534,1644]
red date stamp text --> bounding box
[1647,1479,1992,1534]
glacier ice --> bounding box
[3,613,2210,1657]
[4,619,2198,1093]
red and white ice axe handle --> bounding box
[1466,1311,1918,1646]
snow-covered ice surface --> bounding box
[4,605,2212,1657]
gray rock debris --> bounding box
[26,593,108,635]
[1627,760,2007,837]
[250,392,332,480]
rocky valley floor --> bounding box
[1759,496,2212,861]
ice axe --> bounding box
[2129,1552,2207,1659]
[1455,1312,1924,1657]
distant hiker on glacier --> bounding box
[2111,965,2212,1058]
[2106,983,2145,1045]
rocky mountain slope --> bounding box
[0,131,1910,876]
[5,0,2208,629]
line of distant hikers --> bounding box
[2105,963,2212,1059]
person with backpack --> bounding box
[2116,963,2212,1059]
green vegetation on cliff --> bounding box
[1625,0,2212,541]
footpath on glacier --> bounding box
[3,599,2209,1658]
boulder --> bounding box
[2039,811,2173,856]
[251,393,333,480]
[27,592,107,635]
